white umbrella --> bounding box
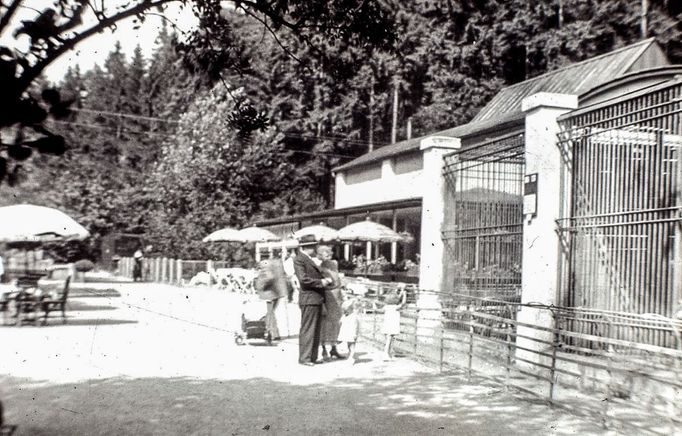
[202,227,244,243]
[337,218,405,243]
[293,224,339,242]
[0,204,89,243]
[238,226,279,243]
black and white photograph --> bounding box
[1,1,681,434]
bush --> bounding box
[74,259,95,272]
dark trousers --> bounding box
[266,299,280,339]
[299,304,322,363]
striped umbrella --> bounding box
[237,226,280,243]
[202,227,243,243]
[292,224,339,242]
[0,204,89,243]
[337,218,405,243]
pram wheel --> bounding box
[234,333,245,345]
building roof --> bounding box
[334,111,524,172]
[335,38,668,173]
[472,38,664,123]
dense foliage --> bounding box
[1,0,680,262]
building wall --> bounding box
[334,158,425,209]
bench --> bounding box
[39,276,71,325]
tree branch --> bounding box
[240,8,301,64]
[17,0,177,94]
[0,0,23,36]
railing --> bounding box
[359,291,682,434]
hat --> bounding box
[341,299,355,313]
[297,234,319,247]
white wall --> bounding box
[334,159,425,209]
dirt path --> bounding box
[1,282,610,435]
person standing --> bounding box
[133,249,143,282]
[317,245,344,360]
[382,285,407,361]
[254,257,289,343]
[294,235,332,366]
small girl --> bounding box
[382,285,407,361]
[338,298,361,364]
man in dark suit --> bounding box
[294,235,332,366]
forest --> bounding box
[1,0,681,261]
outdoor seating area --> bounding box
[1,267,72,327]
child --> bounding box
[382,285,407,361]
[338,298,361,364]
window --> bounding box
[394,152,423,174]
[344,164,381,184]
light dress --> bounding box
[337,312,359,343]
[382,304,401,335]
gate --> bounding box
[442,132,525,301]
[557,78,682,345]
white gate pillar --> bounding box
[517,92,578,372]
[416,134,462,348]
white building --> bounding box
[257,39,682,326]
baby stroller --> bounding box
[234,298,272,345]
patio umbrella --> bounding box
[337,218,405,243]
[202,227,244,243]
[0,205,89,243]
[292,224,339,242]
[237,226,280,243]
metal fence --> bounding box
[442,132,525,300]
[556,78,682,347]
[359,291,682,434]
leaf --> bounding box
[23,135,67,155]
[8,144,33,161]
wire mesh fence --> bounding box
[359,290,682,434]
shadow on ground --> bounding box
[66,301,117,312]
[1,370,606,436]
[68,289,122,299]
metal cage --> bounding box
[557,78,682,346]
[442,132,525,301]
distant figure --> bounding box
[133,249,143,282]
[0,254,4,283]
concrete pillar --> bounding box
[516,92,578,373]
[415,136,462,343]
[177,259,183,285]
[391,210,398,264]
[417,136,461,293]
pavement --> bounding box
[0,281,618,435]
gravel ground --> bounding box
[1,282,616,435]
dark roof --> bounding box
[255,198,422,227]
[334,111,524,172]
[472,38,664,123]
[335,39,667,173]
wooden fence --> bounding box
[118,257,234,284]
